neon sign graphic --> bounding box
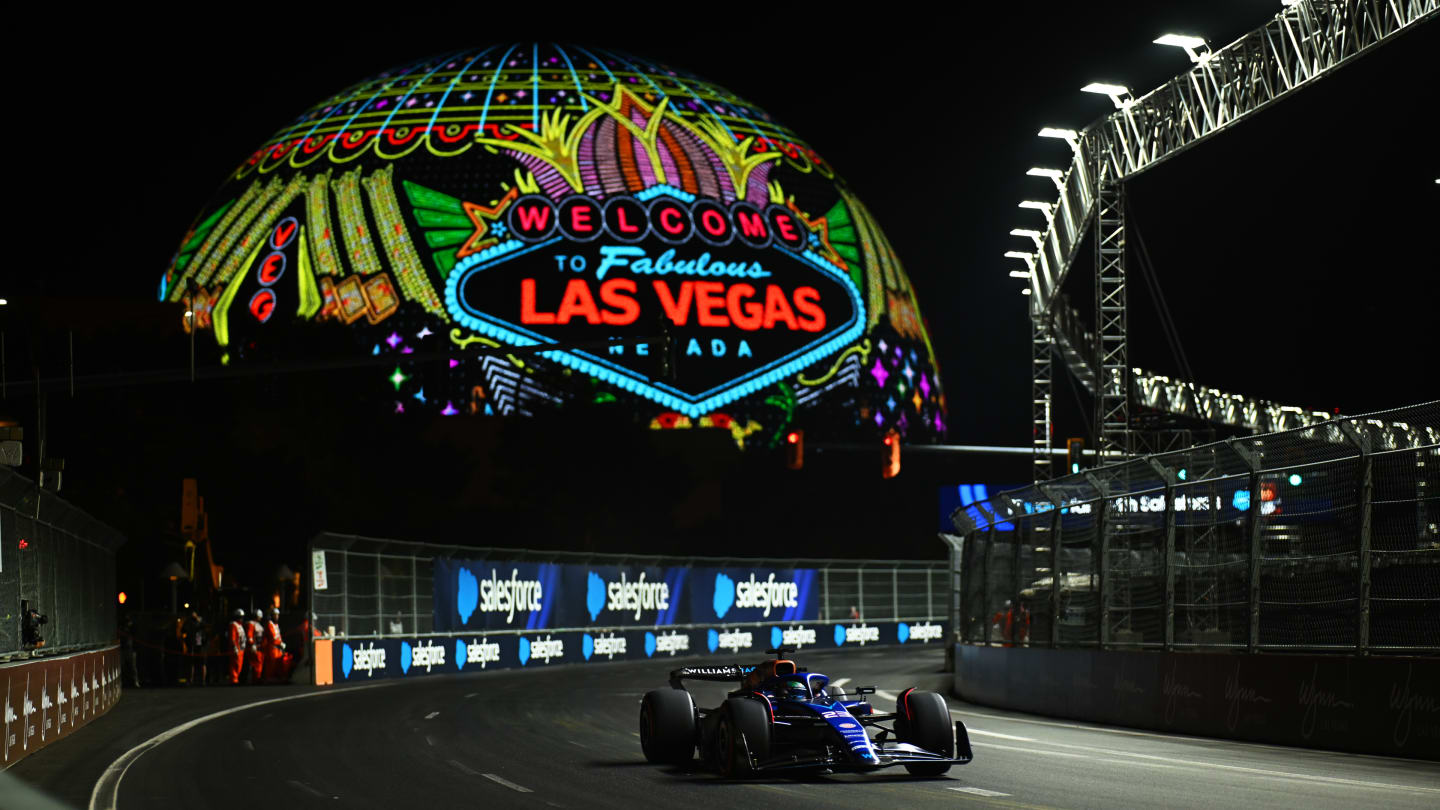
[159,45,946,440]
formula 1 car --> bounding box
[639,646,972,777]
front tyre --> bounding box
[715,697,771,777]
[895,689,954,776]
[640,689,697,765]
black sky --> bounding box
[4,7,1436,588]
[23,5,1434,440]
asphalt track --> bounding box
[12,647,1440,809]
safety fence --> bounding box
[308,533,948,682]
[944,401,1439,654]
[1,466,126,659]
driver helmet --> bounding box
[779,679,809,702]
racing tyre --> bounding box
[895,689,954,776]
[715,697,771,777]
[640,689,697,765]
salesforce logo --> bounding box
[899,622,943,644]
[582,633,627,661]
[401,640,446,674]
[476,568,545,624]
[771,625,818,650]
[517,635,564,666]
[342,642,387,679]
[833,624,880,647]
[708,629,753,653]
[457,568,479,624]
[735,573,799,617]
[455,638,502,671]
[586,572,606,620]
[645,631,690,657]
[713,573,736,619]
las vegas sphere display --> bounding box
[161,44,945,445]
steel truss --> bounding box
[1026,0,1435,482]
[1032,318,1054,480]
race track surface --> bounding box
[17,647,1440,809]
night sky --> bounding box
[6,7,1437,597]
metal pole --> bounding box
[981,533,991,646]
[1228,440,1263,653]
[411,554,419,637]
[1146,459,1178,651]
[892,567,899,622]
[822,566,830,622]
[1339,421,1373,654]
[1086,473,1110,648]
[1040,487,1063,648]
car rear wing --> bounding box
[668,663,756,689]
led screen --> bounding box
[162,44,945,443]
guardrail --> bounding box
[1,467,126,659]
[943,400,1439,655]
[307,533,948,682]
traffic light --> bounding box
[881,429,901,478]
[1066,438,1085,474]
[784,429,804,470]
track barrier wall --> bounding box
[954,644,1440,759]
[1,645,122,769]
[309,533,948,685]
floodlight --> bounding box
[1154,34,1210,63]
[1008,270,1031,279]
[1027,167,1065,191]
[1010,228,1043,248]
[1020,288,1032,296]
[1081,82,1133,109]
[1004,250,1036,272]
[1019,200,1055,218]
[1038,127,1080,152]
[0,298,7,306]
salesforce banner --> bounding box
[434,559,817,632]
[329,620,948,684]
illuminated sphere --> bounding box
[162,45,946,442]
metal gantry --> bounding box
[1032,318,1054,480]
[1023,0,1436,482]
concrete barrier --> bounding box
[2,646,121,770]
[954,645,1440,759]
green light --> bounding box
[1289,473,1302,486]
[1178,468,1188,481]
[389,366,408,391]
[1071,463,1079,474]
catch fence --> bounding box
[1,466,126,658]
[944,401,1439,654]
[309,533,947,640]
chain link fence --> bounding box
[1,466,126,658]
[309,533,947,640]
[947,401,1439,654]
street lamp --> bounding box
[1154,33,1211,63]
[1081,82,1134,110]
[1004,251,1036,271]
[1038,127,1080,151]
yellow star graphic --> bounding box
[458,187,521,259]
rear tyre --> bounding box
[640,689,696,765]
[895,689,954,776]
[715,697,771,777]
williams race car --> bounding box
[639,646,973,777]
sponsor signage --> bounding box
[327,622,945,683]
[2,646,122,769]
[694,568,819,623]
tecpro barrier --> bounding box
[324,620,948,683]
[954,645,1440,759]
[1,645,122,769]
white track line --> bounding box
[875,689,898,701]
[971,741,1440,794]
[286,779,333,799]
[482,773,534,793]
[949,786,1011,797]
[425,711,440,719]
[966,729,1035,742]
[240,739,254,751]
[829,678,850,688]
[90,680,404,810]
